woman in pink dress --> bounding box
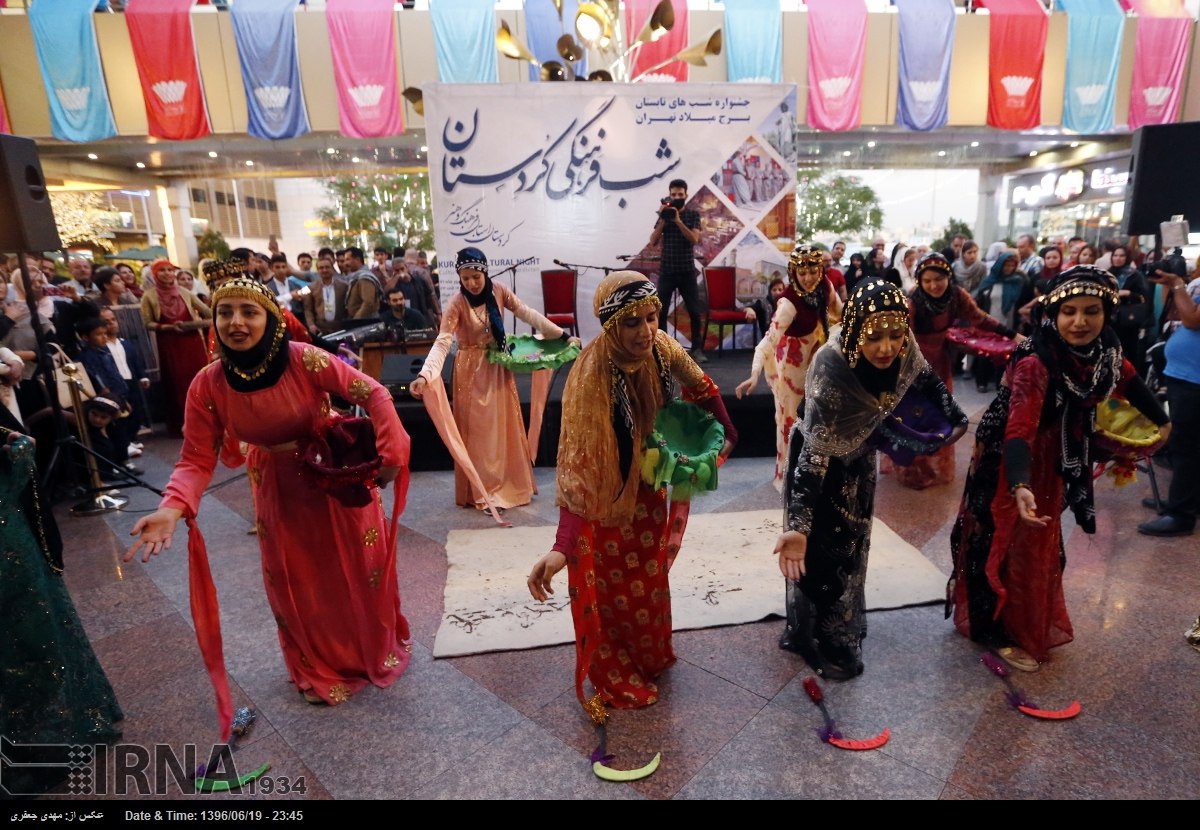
[736,244,842,490]
[140,259,211,438]
[410,247,579,510]
[126,277,412,736]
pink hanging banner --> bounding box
[1128,0,1192,129]
[625,0,689,82]
[0,78,9,134]
[977,0,1048,130]
[125,0,211,141]
[806,0,867,132]
[327,0,404,137]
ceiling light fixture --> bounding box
[87,153,98,160]
[970,141,980,148]
[351,157,360,163]
[208,151,218,158]
[866,141,876,148]
[135,162,146,169]
[1029,150,1038,157]
[245,160,254,166]
[937,150,946,157]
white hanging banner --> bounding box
[425,83,799,341]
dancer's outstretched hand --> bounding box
[125,507,183,563]
[775,530,808,581]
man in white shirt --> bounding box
[303,257,349,337]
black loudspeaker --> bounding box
[1124,122,1200,236]
[0,135,62,252]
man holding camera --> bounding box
[649,178,705,361]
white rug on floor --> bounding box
[432,510,946,658]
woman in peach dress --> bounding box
[410,247,579,511]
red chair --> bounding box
[540,269,578,337]
[703,266,755,353]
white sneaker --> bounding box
[127,444,143,458]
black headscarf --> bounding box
[455,246,506,351]
[211,277,291,393]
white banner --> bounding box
[425,83,799,342]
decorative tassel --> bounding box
[979,652,1081,720]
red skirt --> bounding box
[567,485,681,709]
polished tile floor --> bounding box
[37,382,1200,800]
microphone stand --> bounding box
[490,255,538,333]
[554,259,626,276]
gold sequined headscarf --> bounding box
[210,276,289,393]
[557,271,667,526]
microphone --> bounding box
[553,259,568,267]
[616,255,632,261]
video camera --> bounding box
[1139,247,1188,280]
[660,197,684,221]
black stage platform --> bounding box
[392,347,775,472]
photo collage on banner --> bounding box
[425,83,799,345]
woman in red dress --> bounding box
[527,272,736,723]
[896,252,1022,489]
[140,259,211,438]
[126,276,412,738]
[948,266,1170,672]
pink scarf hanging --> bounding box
[806,0,868,132]
[326,0,404,137]
[625,0,689,82]
[125,0,211,140]
[978,0,1049,130]
[1127,0,1193,129]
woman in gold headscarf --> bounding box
[125,277,413,742]
[527,272,737,720]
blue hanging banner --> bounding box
[432,0,498,83]
[724,0,782,83]
[523,0,588,82]
[28,0,117,142]
[894,0,955,131]
[1056,0,1124,134]
[230,0,310,140]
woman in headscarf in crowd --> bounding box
[888,244,918,294]
[1,268,59,473]
[127,276,413,730]
[410,247,580,512]
[736,245,843,490]
[948,267,1169,673]
[527,271,736,721]
[842,251,867,292]
[1108,244,1152,373]
[897,253,1023,490]
[140,258,211,437]
[972,251,1034,392]
[776,279,967,680]
[953,240,988,295]
[1,420,123,796]
[115,263,143,300]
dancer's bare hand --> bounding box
[409,376,427,399]
[1014,487,1050,527]
[775,530,807,580]
[735,372,759,399]
[528,551,567,601]
[125,507,183,563]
